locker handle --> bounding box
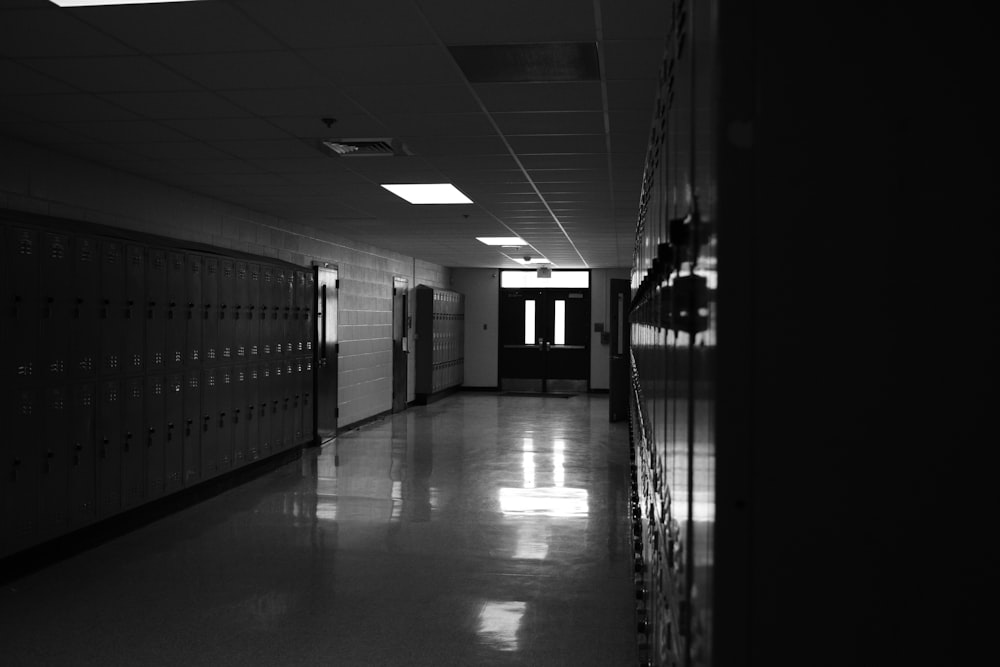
[101,299,109,319]
[44,296,54,318]
[12,457,21,481]
[219,412,226,428]
[283,398,289,411]
[235,305,241,320]
[101,437,109,458]
[203,416,210,432]
[234,408,240,424]
[272,400,279,414]
[74,442,83,466]
[167,422,174,441]
[124,432,133,452]
[248,405,254,421]
[126,299,134,319]
[185,419,193,436]
[44,450,54,473]
[147,427,156,446]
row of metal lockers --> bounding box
[1,225,315,387]
[414,286,465,400]
[1,218,317,559]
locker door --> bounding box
[146,248,168,372]
[302,270,315,355]
[234,261,249,363]
[281,270,294,357]
[5,388,41,554]
[203,256,220,364]
[246,365,260,461]
[219,259,235,363]
[248,263,261,361]
[97,379,122,517]
[99,240,125,376]
[7,227,39,385]
[40,386,70,540]
[291,357,304,444]
[232,365,249,467]
[70,236,100,379]
[258,363,272,458]
[283,357,295,446]
[40,232,71,384]
[166,251,186,369]
[68,382,97,528]
[122,377,145,509]
[124,244,145,374]
[292,270,305,355]
[185,254,203,366]
[182,371,201,486]
[270,361,286,452]
[217,366,234,473]
[273,268,287,358]
[164,373,184,493]
[261,266,274,359]
[145,375,166,501]
[301,355,314,444]
[201,367,220,479]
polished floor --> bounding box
[0,393,637,666]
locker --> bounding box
[217,366,234,472]
[122,377,145,509]
[232,365,249,467]
[99,240,125,376]
[203,256,220,364]
[258,363,272,458]
[163,373,184,493]
[97,379,122,517]
[40,387,70,540]
[182,371,201,486]
[39,232,71,383]
[146,248,168,372]
[5,388,41,554]
[219,259,235,362]
[248,263,262,360]
[301,356,314,444]
[201,367,220,479]
[124,244,145,374]
[166,251,186,369]
[234,261,250,362]
[70,236,101,379]
[292,270,306,355]
[145,375,166,501]
[290,358,303,444]
[185,254,203,366]
[270,361,285,452]
[303,270,315,354]
[7,227,39,384]
[281,270,294,357]
[246,365,260,461]
[260,266,274,358]
[68,382,97,528]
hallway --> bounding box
[0,394,637,666]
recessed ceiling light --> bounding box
[477,237,526,246]
[381,183,472,205]
[50,0,205,6]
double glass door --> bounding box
[499,288,589,393]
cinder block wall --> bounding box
[0,135,450,428]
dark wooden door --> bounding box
[315,266,338,443]
[392,277,408,412]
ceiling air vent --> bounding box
[318,138,411,157]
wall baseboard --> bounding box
[461,386,500,392]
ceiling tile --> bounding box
[376,113,496,138]
[57,119,191,143]
[117,141,234,160]
[70,3,282,54]
[163,118,291,142]
[493,111,605,135]
[0,59,75,94]
[507,134,606,154]
[219,87,368,118]
[0,8,135,58]
[602,40,667,80]
[101,91,252,119]
[419,0,596,43]
[600,0,673,40]
[236,0,439,47]
[405,135,509,157]
[22,56,200,92]
[209,139,320,160]
[344,84,481,114]
[474,82,603,112]
[301,46,465,86]
[606,79,658,112]
[157,52,328,90]
[267,115,391,140]
[0,93,138,122]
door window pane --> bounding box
[554,300,565,345]
[524,300,535,345]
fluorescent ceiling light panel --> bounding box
[50,1,204,6]
[477,237,526,246]
[381,183,472,205]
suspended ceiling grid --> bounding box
[0,0,669,269]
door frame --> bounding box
[496,270,592,393]
[391,276,409,412]
[314,263,338,444]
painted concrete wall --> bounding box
[450,267,629,390]
[0,135,450,428]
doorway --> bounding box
[499,287,590,393]
[315,265,338,443]
[392,276,409,412]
